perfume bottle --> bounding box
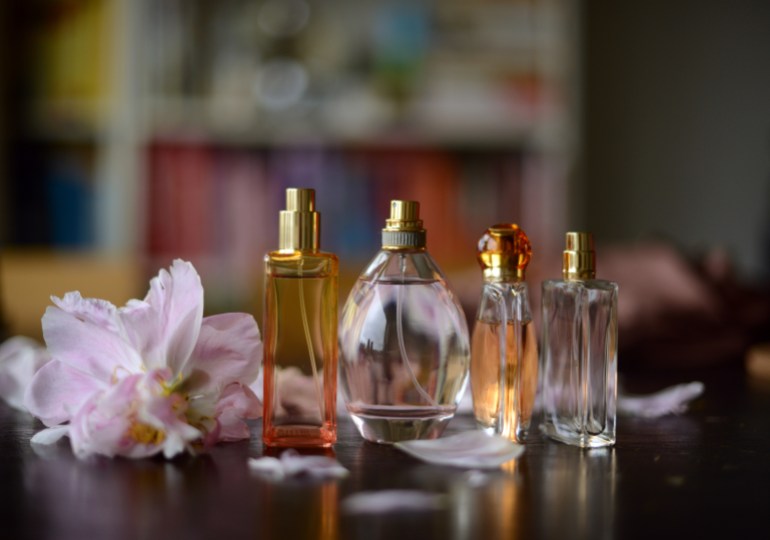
[541,232,618,447]
[339,200,470,443]
[263,188,339,447]
[470,224,538,442]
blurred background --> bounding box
[1,0,769,369]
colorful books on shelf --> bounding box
[145,143,527,311]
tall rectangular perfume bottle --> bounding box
[263,188,339,447]
[541,232,618,447]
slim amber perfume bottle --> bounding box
[541,232,618,447]
[263,188,339,447]
[470,224,538,442]
[339,200,470,443]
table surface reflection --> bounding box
[2,366,770,540]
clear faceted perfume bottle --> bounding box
[263,188,338,448]
[339,200,470,443]
[471,224,538,442]
[541,232,618,447]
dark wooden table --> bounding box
[2,366,769,539]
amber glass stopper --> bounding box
[477,224,532,281]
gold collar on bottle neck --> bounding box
[279,188,320,252]
[563,232,596,280]
[477,224,531,281]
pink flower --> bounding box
[0,336,51,411]
[24,260,262,459]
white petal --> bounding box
[618,381,705,418]
[186,313,262,395]
[395,431,525,469]
[31,426,70,445]
[248,450,348,481]
[248,456,286,480]
[280,449,349,479]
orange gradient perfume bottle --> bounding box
[470,224,538,442]
[263,188,338,447]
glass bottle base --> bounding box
[263,424,337,448]
[540,423,615,448]
[476,422,530,443]
[347,404,456,444]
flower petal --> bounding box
[120,260,203,376]
[30,426,70,445]
[52,292,123,336]
[210,383,261,443]
[186,313,262,396]
[0,336,51,412]
[24,359,107,426]
[618,381,705,418]
[42,305,143,383]
[69,383,135,459]
[69,371,202,459]
[248,450,348,481]
[394,431,525,469]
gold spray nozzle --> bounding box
[563,232,596,280]
[279,187,320,251]
[477,224,532,281]
[382,200,426,249]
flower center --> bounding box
[128,422,166,445]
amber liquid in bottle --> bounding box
[262,187,338,447]
[263,251,338,447]
[470,319,538,441]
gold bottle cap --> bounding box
[563,231,596,280]
[477,224,532,281]
[382,200,426,249]
[279,187,320,251]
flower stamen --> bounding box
[127,422,166,445]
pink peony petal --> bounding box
[69,378,136,459]
[186,313,262,396]
[0,336,51,412]
[120,260,203,377]
[211,383,261,442]
[52,292,124,336]
[24,359,107,426]
[42,306,143,383]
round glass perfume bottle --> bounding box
[470,224,538,442]
[339,200,470,443]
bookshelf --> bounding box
[1,0,579,331]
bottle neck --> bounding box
[279,210,320,251]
